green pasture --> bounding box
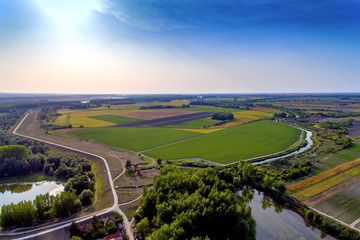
[144,120,301,164]
[166,118,221,129]
[89,114,142,125]
[314,181,360,224]
[311,144,360,176]
[70,127,202,152]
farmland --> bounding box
[89,115,142,125]
[313,181,360,224]
[288,158,360,195]
[144,120,301,164]
[70,127,202,152]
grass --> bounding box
[70,127,202,152]
[311,144,360,176]
[288,158,360,194]
[89,114,142,125]
[314,181,360,224]
[144,120,301,164]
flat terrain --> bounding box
[144,120,301,164]
[289,159,360,201]
[89,115,142,125]
[314,181,360,224]
[310,144,360,176]
[70,127,202,152]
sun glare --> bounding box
[35,0,100,27]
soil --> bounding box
[125,108,201,120]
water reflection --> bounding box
[238,188,334,240]
[0,181,64,209]
[0,183,33,194]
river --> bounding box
[240,188,334,240]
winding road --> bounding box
[0,112,135,240]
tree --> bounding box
[70,222,82,237]
[34,193,54,220]
[211,112,234,121]
[136,217,151,238]
[79,189,94,206]
[157,158,162,166]
[52,192,81,218]
[125,160,132,169]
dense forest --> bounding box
[135,166,255,240]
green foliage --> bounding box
[52,191,81,218]
[138,166,255,240]
[0,201,36,228]
[211,111,234,120]
[274,160,312,181]
[0,145,29,160]
[79,189,94,206]
[33,193,55,220]
[65,173,95,195]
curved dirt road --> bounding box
[1,112,135,240]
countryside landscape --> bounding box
[1,0,360,240]
[0,94,359,240]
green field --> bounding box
[314,181,360,224]
[70,127,202,152]
[89,114,142,125]
[144,120,301,164]
[311,144,360,176]
[166,118,221,129]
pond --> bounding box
[0,181,64,209]
[240,189,335,240]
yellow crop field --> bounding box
[209,110,272,129]
[287,158,360,194]
[54,109,145,127]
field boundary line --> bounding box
[139,133,207,152]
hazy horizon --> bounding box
[1,0,360,94]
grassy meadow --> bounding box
[144,120,301,164]
[70,127,202,152]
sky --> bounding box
[0,0,359,94]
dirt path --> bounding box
[304,175,360,206]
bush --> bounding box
[79,189,94,206]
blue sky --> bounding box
[0,0,359,94]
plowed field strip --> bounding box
[111,112,211,127]
[304,175,360,206]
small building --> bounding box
[103,232,123,240]
[133,164,139,171]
